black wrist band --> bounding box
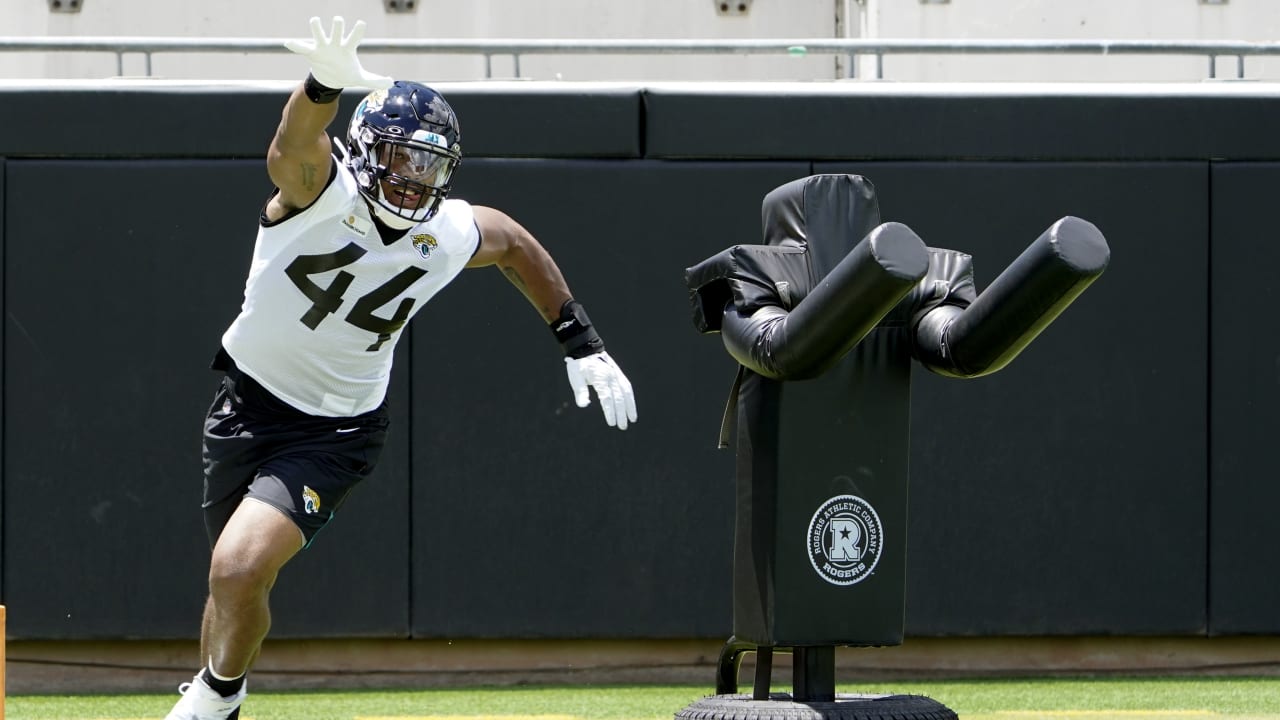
[303,73,342,104]
[551,299,606,359]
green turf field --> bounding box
[8,677,1280,720]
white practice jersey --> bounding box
[223,159,480,416]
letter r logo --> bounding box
[829,519,861,561]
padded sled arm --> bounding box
[721,222,930,380]
[914,215,1110,378]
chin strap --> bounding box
[332,136,350,164]
[368,200,419,230]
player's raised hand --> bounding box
[564,352,638,431]
[285,16,393,90]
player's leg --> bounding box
[166,498,301,720]
[196,417,388,679]
[167,369,301,720]
[203,497,304,679]
[171,359,389,718]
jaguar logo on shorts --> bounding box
[411,233,438,260]
[302,486,321,515]
[807,494,883,586]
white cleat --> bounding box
[163,673,246,720]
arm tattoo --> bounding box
[300,162,320,191]
[501,265,529,294]
[501,264,553,316]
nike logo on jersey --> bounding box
[336,427,360,433]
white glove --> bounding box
[284,16,393,90]
[564,352,638,431]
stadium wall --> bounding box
[1,80,1277,648]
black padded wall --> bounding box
[643,86,1280,161]
[1,159,411,638]
[438,84,644,158]
[0,157,5,602]
[0,85,643,160]
[1207,162,1280,635]
[407,159,808,638]
[4,159,256,637]
[0,84,1274,640]
[0,81,646,640]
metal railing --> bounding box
[1,36,1278,80]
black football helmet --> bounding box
[344,80,462,228]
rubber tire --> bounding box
[675,693,958,720]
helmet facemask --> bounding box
[350,125,460,229]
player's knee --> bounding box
[208,551,278,602]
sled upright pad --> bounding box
[686,175,932,649]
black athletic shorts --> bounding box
[202,348,390,548]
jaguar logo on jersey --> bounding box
[412,233,439,260]
[301,486,321,515]
[807,494,883,586]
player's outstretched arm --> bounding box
[470,206,638,430]
[267,16,393,220]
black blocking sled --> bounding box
[676,175,1110,720]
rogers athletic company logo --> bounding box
[807,494,883,586]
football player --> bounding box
[164,16,637,720]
